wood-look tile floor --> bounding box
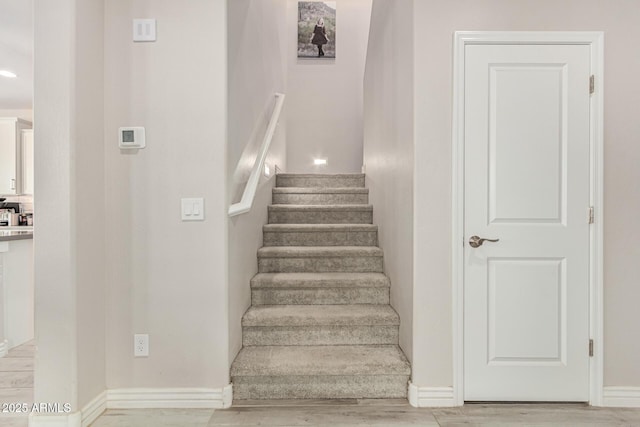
[91,399,640,426]
[0,341,34,427]
[2,343,637,427]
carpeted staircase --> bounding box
[231,173,411,400]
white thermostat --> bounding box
[119,127,146,149]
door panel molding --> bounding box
[451,31,604,406]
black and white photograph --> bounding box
[297,1,336,59]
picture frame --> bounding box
[297,1,336,59]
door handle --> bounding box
[469,235,500,248]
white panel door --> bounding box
[464,44,591,401]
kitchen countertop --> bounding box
[0,230,33,241]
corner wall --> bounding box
[363,0,414,365]
[32,0,107,416]
[286,0,371,173]
[75,0,106,409]
[227,0,288,365]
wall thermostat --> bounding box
[119,127,146,149]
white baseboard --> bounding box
[81,391,107,427]
[0,339,8,358]
[28,412,81,427]
[408,382,456,407]
[107,384,233,409]
[28,385,232,427]
[603,387,640,407]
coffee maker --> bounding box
[0,198,21,227]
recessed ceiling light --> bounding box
[314,158,328,166]
[0,70,18,78]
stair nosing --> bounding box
[258,246,383,258]
[251,272,391,288]
[276,173,365,178]
[268,204,373,210]
[230,345,411,377]
[242,304,400,327]
[263,224,378,231]
[273,187,369,194]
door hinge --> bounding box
[588,206,594,224]
[589,75,595,95]
[589,339,594,357]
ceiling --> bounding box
[0,0,33,109]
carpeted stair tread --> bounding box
[250,272,390,289]
[273,187,369,194]
[242,304,399,327]
[230,172,411,399]
[250,273,391,305]
[230,345,410,377]
[258,246,383,258]
[263,224,378,246]
[276,174,366,188]
[277,173,366,179]
[268,204,373,224]
[268,204,373,211]
[263,224,377,232]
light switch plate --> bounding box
[181,198,205,221]
[133,19,157,42]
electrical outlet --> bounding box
[134,334,149,357]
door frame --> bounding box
[451,31,604,406]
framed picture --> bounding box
[297,1,336,59]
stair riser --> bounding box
[273,193,368,205]
[243,326,398,346]
[263,230,378,246]
[252,288,389,305]
[258,257,383,273]
[268,210,372,224]
[232,375,409,399]
[277,176,365,188]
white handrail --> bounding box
[228,93,285,217]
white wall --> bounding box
[227,0,288,364]
[228,0,287,192]
[75,0,106,408]
[33,0,106,416]
[0,0,33,110]
[104,0,229,389]
[363,0,414,364]
[286,0,371,173]
[0,110,32,122]
[412,0,640,388]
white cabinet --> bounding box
[21,129,34,195]
[0,118,32,195]
[0,239,34,351]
